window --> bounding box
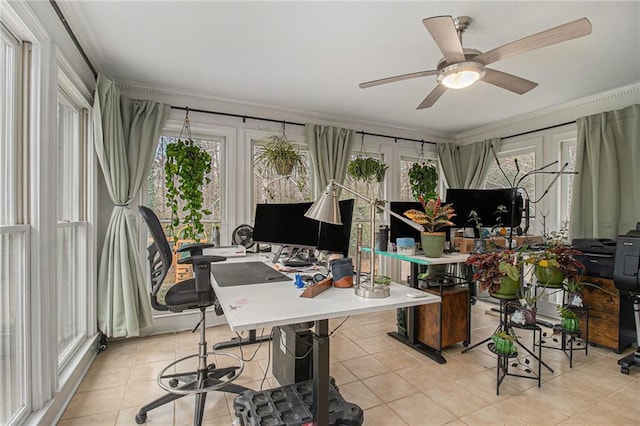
[0,23,28,425]
[485,149,536,222]
[146,135,224,290]
[252,140,311,204]
[55,88,89,372]
[340,153,385,263]
[560,140,577,225]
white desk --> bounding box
[210,256,440,425]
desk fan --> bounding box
[232,224,255,249]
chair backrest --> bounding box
[138,205,173,310]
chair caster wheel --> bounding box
[470,297,477,306]
[620,366,629,375]
[463,341,470,347]
[169,379,179,387]
[135,413,147,424]
[227,372,235,379]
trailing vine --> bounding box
[165,139,212,242]
[408,162,438,201]
[347,157,388,182]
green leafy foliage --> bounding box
[255,135,305,176]
[556,305,578,320]
[165,139,212,242]
[465,249,523,293]
[347,157,388,182]
[407,162,437,201]
[403,196,455,233]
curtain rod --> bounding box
[170,106,436,145]
[503,120,576,140]
[50,0,98,79]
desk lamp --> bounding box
[305,179,425,298]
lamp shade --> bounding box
[304,185,342,225]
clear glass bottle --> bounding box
[212,224,221,247]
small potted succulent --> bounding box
[557,305,580,333]
[465,250,522,299]
[404,196,455,258]
[490,330,517,356]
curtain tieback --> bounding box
[113,203,130,207]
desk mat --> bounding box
[212,261,291,287]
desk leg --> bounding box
[313,319,329,426]
[388,263,447,364]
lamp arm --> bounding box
[329,180,425,232]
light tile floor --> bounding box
[59,301,640,425]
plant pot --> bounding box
[421,232,446,258]
[566,291,583,307]
[490,335,516,356]
[490,277,520,300]
[473,239,487,254]
[535,265,565,288]
[561,317,579,333]
[274,159,294,175]
[512,306,537,325]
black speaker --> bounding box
[272,324,313,386]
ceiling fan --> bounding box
[359,16,592,109]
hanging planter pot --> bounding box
[255,135,306,177]
[347,157,388,182]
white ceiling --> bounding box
[63,1,640,136]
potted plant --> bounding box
[490,330,517,356]
[526,245,585,288]
[466,210,488,253]
[403,196,455,258]
[563,276,616,307]
[407,162,438,201]
[255,135,306,176]
[557,305,580,333]
[165,139,212,243]
[511,283,554,325]
[347,156,388,182]
[465,250,522,299]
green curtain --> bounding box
[93,74,170,337]
[437,138,501,189]
[570,104,640,239]
[305,124,355,191]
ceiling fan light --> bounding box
[438,62,486,89]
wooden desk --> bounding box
[364,250,470,364]
[210,258,440,425]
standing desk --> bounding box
[364,249,469,364]
[210,262,440,425]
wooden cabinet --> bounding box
[417,286,470,348]
[576,276,631,352]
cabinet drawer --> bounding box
[578,309,619,350]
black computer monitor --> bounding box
[317,199,354,257]
[253,202,319,249]
[252,200,355,258]
[389,201,423,244]
[445,188,523,229]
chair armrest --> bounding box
[178,255,227,265]
[177,242,215,256]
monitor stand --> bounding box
[618,292,640,374]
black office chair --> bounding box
[135,206,250,425]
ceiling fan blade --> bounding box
[417,85,447,109]
[476,17,592,65]
[422,16,466,64]
[359,70,438,89]
[481,68,538,94]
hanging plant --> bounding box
[165,138,212,243]
[255,135,306,176]
[347,157,388,182]
[408,162,438,201]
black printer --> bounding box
[572,238,617,279]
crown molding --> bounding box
[115,80,455,144]
[455,82,640,143]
